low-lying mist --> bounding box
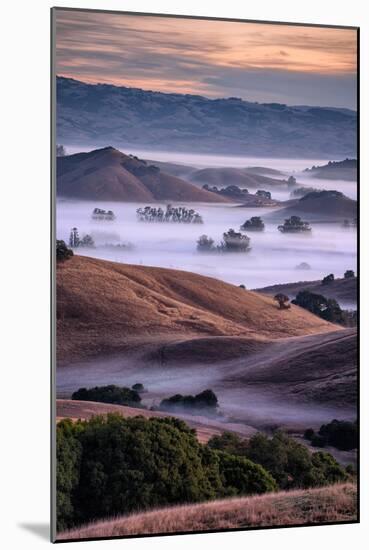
[57,199,356,290]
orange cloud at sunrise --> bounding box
[55,9,357,108]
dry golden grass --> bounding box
[58,483,357,540]
[57,256,339,361]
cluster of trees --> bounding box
[292,290,345,324]
[56,240,74,262]
[159,389,218,415]
[278,216,312,233]
[240,216,265,231]
[91,208,115,221]
[197,229,251,254]
[291,186,321,198]
[137,205,203,224]
[304,419,357,451]
[202,184,250,199]
[72,385,142,407]
[57,415,276,531]
[207,430,349,491]
[322,271,355,284]
[69,227,95,249]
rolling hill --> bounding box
[304,159,357,181]
[57,483,357,539]
[269,190,357,222]
[57,256,339,362]
[188,167,288,189]
[255,276,357,308]
[57,76,357,158]
[57,147,229,202]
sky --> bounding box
[55,9,357,109]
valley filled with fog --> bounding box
[57,199,356,292]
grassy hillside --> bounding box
[57,256,339,361]
[58,483,357,540]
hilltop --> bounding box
[270,190,357,222]
[304,159,357,181]
[57,147,229,202]
[57,255,338,362]
[58,483,357,540]
[57,76,357,158]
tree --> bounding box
[240,216,265,231]
[344,270,355,279]
[287,175,296,187]
[318,419,358,451]
[69,227,80,248]
[278,216,311,233]
[56,240,74,262]
[216,450,277,497]
[222,229,251,252]
[80,234,95,248]
[72,385,142,407]
[197,234,215,252]
[57,144,66,157]
[159,389,218,415]
[322,273,335,285]
[132,383,144,392]
[292,290,344,324]
[274,293,291,310]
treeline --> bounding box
[57,414,351,532]
[207,430,350,490]
[57,415,275,531]
[304,419,358,451]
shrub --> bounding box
[344,270,355,279]
[322,273,335,285]
[159,389,218,415]
[318,419,358,451]
[56,240,74,262]
[216,450,277,496]
[72,385,141,407]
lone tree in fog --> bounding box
[287,175,297,187]
[344,270,355,279]
[197,234,215,252]
[274,293,291,310]
[322,273,335,285]
[69,227,80,248]
[240,216,265,231]
[222,229,251,253]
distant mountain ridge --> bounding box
[57,76,357,158]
